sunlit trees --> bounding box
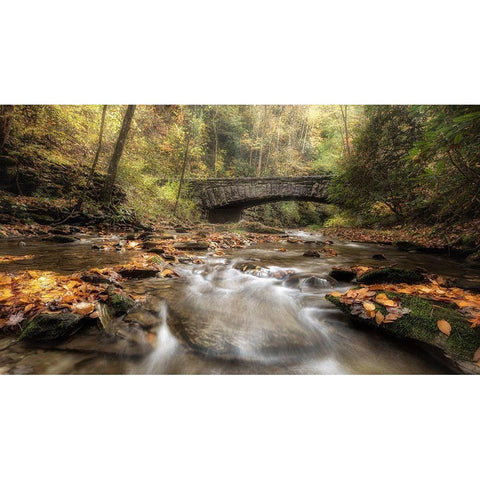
[331,106,423,219]
[101,105,136,205]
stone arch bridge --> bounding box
[186,175,332,222]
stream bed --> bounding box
[2,231,480,374]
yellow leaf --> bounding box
[329,291,342,298]
[363,301,376,312]
[437,319,451,336]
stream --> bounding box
[2,231,480,374]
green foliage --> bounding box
[331,106,423,219]
[3,105,354,223]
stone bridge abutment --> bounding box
[186,175,332,223]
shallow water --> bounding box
[2,231,479,374]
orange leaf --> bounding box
[375,311,385,325]
[72,302,95,315]
[437,320,451,336]
[384,313,400,323]
[363,301,376,312]
[24,304,35,313]
[473,347,480,363]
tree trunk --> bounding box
[212,107,219,177]
[101,105,136,205]
[0,105,14,152]
[173,135,191,217]
[340,105,351,158]
[75,105,108,211]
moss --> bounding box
[326,291,480,362]
[106,287,135,313]
[357,267,424,285]
[19,312,85,342]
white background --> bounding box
[1,1,479,479]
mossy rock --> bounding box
[173,241,209,251]
[106,287,135,314]
[357,267,424,285]
[42,234,76,243]
[326,291,480,372]
[19,312,85,342]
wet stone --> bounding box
[329,268,356,282]
[173,241,210,251]
[283,273,337,289]
[10,365,35,375]
[123,310,162,329]
[119,268,159,279]
[303,249,321,257]
[42,235,76,243]
[19,312,86,342]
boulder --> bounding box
[19,312,86,342]
[173,241,210,251]
[106,287,135,313]
[329,268,356,282]
[147,247,165,255]
[118,268,159,279]
[357,267,424,285]
[326,291,480,374]
[42,235,76,243]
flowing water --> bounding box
[2,231,480,374]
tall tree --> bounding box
[75,105,108,211]
[339,105,351,158]
[0,105,14,152]
[101,105,136,205]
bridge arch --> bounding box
[188,175,332,223]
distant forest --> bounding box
[1,105,479,227]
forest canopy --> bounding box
[0,104,479,228]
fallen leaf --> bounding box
[363,301,376,312]
[437,319,451,336]
[375,311,385,325]
[473,347,480,363]
[72,302,95,315]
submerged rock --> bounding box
[303,249,321,258]
[283,273,337,289]
[123,310,162,329]
[55,324,154,357]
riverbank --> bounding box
[321,222,480,262]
